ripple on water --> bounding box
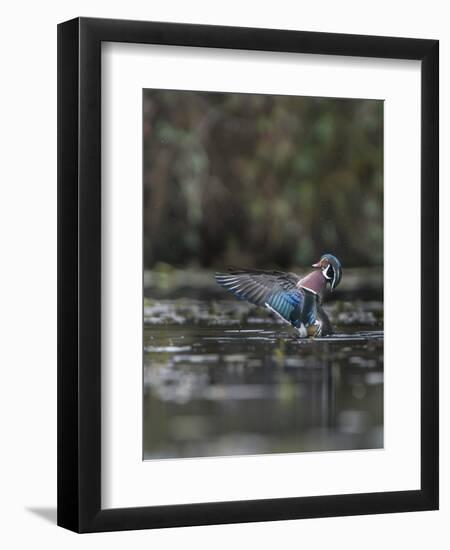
[173,354,220,364]
[144,345,192,353]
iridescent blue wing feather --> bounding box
[215,269,304,328]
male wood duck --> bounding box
[215,254,342,337]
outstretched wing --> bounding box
[215,269,304,327]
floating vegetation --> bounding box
[144,298,383,328]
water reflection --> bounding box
[143,300,383,459]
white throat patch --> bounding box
[322,264,332,280]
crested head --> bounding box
[312,253,342,291]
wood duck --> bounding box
[215,254,342,337]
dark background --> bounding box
[143,90,383,271]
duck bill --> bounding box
[312,261,321,268]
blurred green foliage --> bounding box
[143,90,383,269]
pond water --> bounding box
[143,299,383,459]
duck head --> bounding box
[312,254,342,291]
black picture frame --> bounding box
[57,16,439,533]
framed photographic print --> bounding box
[57,17,439,532]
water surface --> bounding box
[143,299,383,459]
